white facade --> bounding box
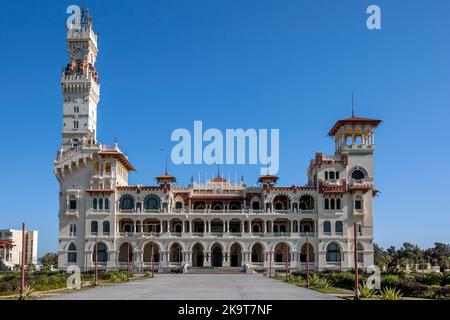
[0,229,38,270]
[55,11,381,273]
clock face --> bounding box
[70,46,88,60]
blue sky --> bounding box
[0,0,449,256]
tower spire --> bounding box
[352,92,355,118]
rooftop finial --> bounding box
[352,91,355,118]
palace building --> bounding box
[55,9,381,272]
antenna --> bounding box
[352,92,355,117]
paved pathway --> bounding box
[44,274,340,300]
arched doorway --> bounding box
[211,243,223,267]
[143,242,159,263]
[169,243,182,263]
[118,242,133,263]
[300,243,315,262]
[230,243,242,267]
[192,243,204,267]
[251,243,264,263]
[274,242,290,263]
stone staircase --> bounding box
[187,267,246,274]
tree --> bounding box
[39,253,58,270]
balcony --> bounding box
[64,210,79,219]
[353,209,365,217]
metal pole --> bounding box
[306,237,310,288]
[285,246,288,281]
[20,223,25,300]
[354,222,360,300]
[151,242,154,277]
[95,237,98,285]
[127,242,130,281]
[269,251,272,278]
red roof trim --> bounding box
[328,117,382,136]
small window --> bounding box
[103,221,110,234]
[104,198,109,210]
[336,198,341,210]
[325,171,329,180]
[69,199,77,210]
[335,171,340,179]
[323,221,331,233]
[325,198,329,210]
[252,201,260,210]
[330,198,335,210]
[355,197,362,210]
[175,201,183,210]
[93,198,97,210]
[99,198,103,210]
[73,121,79,130]
[91,221,98,234]
[329,171,335,180]
[69,224,77,236]
[335,221,343,233]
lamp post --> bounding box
[269,250,272,278]
[20,223,25,300]
[353,222,360,300]
[285,246,289,281]
[127,242,130,281]
[95,237,98,285]
[306,237,310,288]
[151,242,154,278]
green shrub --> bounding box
[331,272,355,290]
[433,286,450,300]
[359,283,376,298]
[379,287,402,300]
[317,278,333,289]
[396,280,429,297]
[382,274,400,288]
[416,273,441,286]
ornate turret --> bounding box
[258,174,278,186]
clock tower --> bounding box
[61,8,100,151]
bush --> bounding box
[416,273,441,286]
[396,280,429,297]
[331,272,355,290]
[433,286,450,300]
[379,287,402,300]
[382,275,400,288]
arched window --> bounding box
[120,196,134,210]
[323,221,331,233]
[330,198,335,210]
[324,198,329,210]
[357,243,364,263]
[91,221,98,235]
[351,169,366,180]
[326,242,341,262]
[105,163,111,174]
[69,224,77,236]
[252,201,260,210]
[99,198,103,210]
[93,198,98,210]
[93,242,108,263]
[336,198,341,210]
[67,243,77,263]
[175,201,183,210]
[104,198,109,210]
[144,196,160,210]
[103,221,110,235]
[274,202,283,210]
[335,221,343,234]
